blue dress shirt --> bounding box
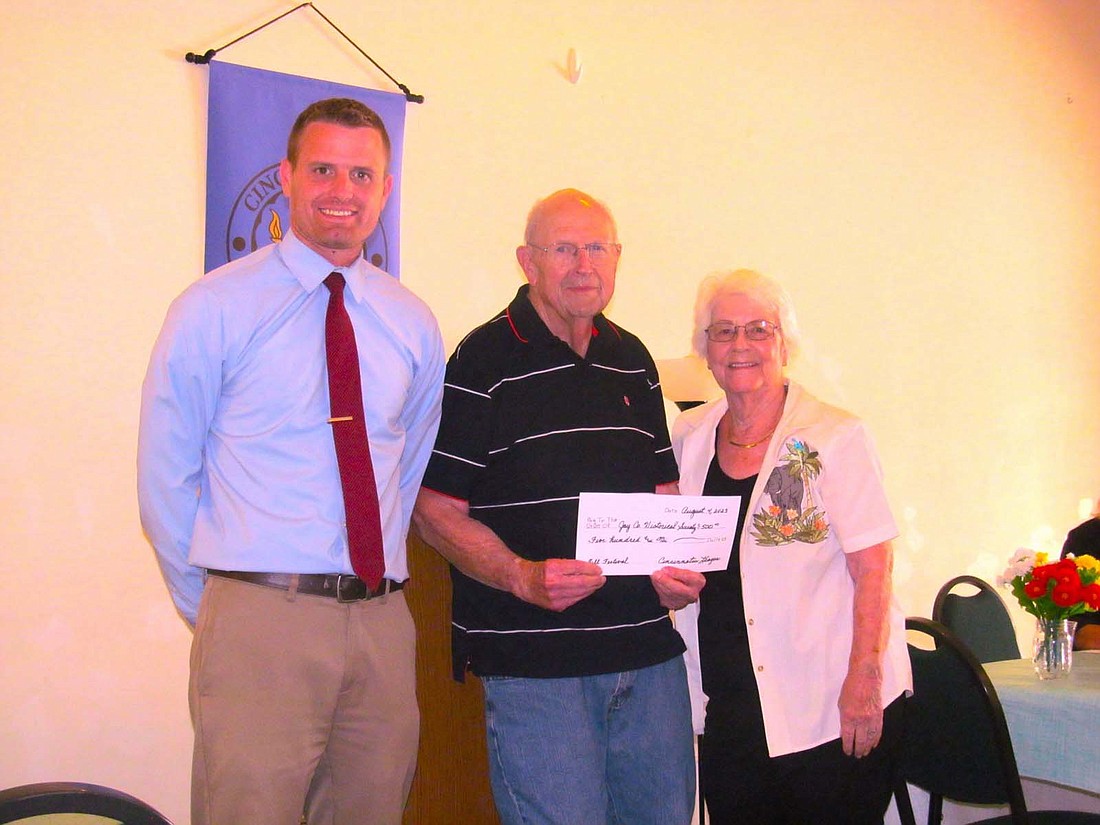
[138,231,445,624]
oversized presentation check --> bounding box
[575,493,741,575]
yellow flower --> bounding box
[1074,554,1100,573]
[1035,551,1049,566]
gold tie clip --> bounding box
[327,416,354,424]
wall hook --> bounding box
[566,48,582,84]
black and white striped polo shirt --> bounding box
[422,285,685,679]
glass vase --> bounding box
[1032,618,1077,680]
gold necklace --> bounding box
[726,386,787,449]
[727,428,775,449]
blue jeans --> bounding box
[481,656,695,825]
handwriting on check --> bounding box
[575,493,738,574]
[584,504,731,544]
[586,554,724,567]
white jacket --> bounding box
[672,381,911,756]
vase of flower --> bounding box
[1001,548,1100,680]
[1032,617,1077,680]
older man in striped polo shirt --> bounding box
[414,188,705,825]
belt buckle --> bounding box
[335,574,368,603]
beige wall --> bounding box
[2,1,1098,821]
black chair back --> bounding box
[898,617,1029,825]
[897,620,1100,825]
[0,782,172,824]
[933,575,1021,663]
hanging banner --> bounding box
[204,61,407,276]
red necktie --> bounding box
[324,272,385,589]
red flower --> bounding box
[1024,579,1047,599]
[1052,559,1079,585]
[1052,581,1082,607]
[1084,583,1100,611]
[1030,563,1058,584]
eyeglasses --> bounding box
[527,241,622,265]
[705,320,781,342]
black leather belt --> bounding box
[206,570,404,602]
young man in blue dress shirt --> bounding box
[138,98,445,825]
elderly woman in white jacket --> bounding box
[673,270,910,825]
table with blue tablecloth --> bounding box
[983,653,1100,795]
[886,652,1100,824]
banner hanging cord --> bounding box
[185,2,424,104]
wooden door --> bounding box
[403,533,500,825]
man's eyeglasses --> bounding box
[705,320,781,342]
[527,242,622,265]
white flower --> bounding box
[998,546,1037,586]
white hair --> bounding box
[691,269,802,359]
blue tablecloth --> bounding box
[984,653,1100,795]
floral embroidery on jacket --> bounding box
[750,438,830,546]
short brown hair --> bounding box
[285,98,392,168]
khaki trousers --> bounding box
[189,575,418,825]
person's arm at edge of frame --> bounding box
[412,487,606,612]
[1061,522,1100,650]
[839,539,893,759]
[650,481,706,610]
[136,289,220,629]
[1075,623,1100,650]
